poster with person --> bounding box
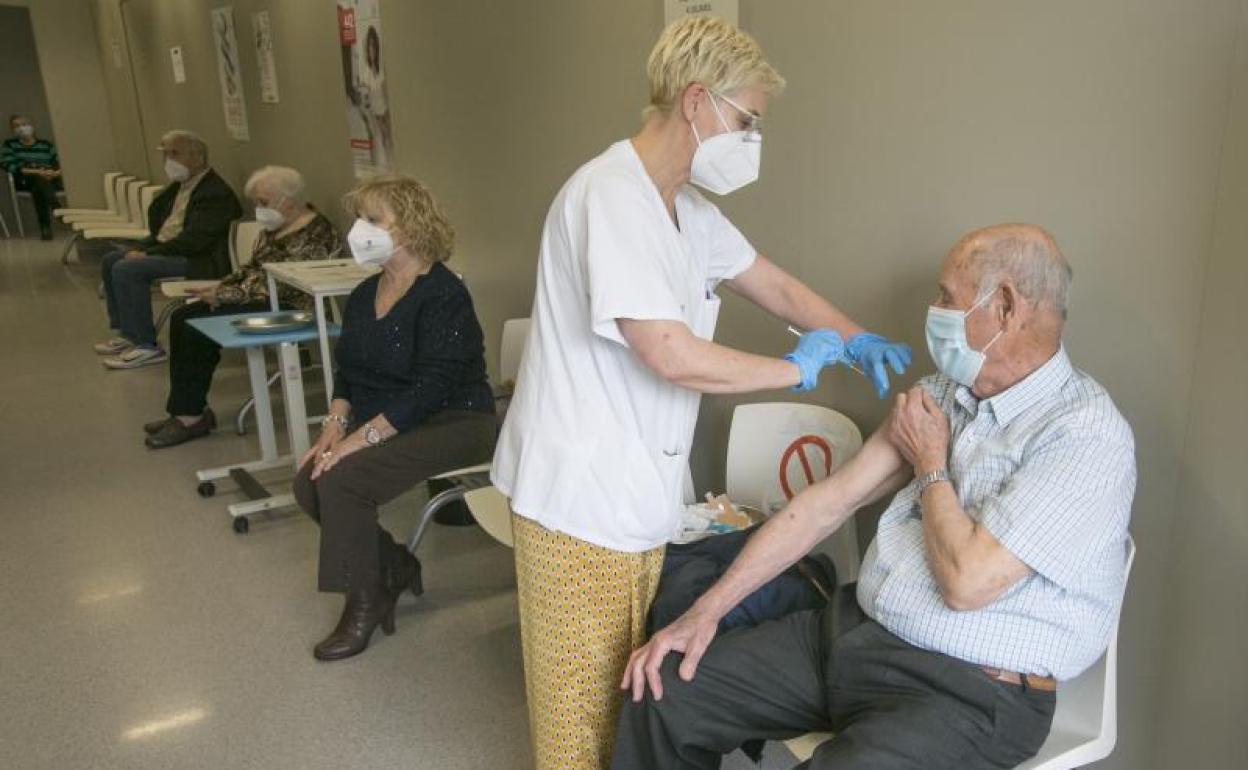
[336,0,392,177]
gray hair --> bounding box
[244,165,307,204]
[970,232,1073,319]
[159,129,208,163]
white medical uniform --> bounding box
[491,140,756,553]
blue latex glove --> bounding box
[783,329,846,392]
[846,332,913,399]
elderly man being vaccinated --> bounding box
[492,16,911,770]
[614,224,1137,770]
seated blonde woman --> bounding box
[293,175,496,662]
[144,165,340,448]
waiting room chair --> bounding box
[52,171,122,218]
[725,403,864,581]
[59,175,144,263]
[462,486,514,548]
[783,536,1138,769]
[78,184,160,240]
[7,171,69,239]
[405,317,531,555]
[57,174,136,225]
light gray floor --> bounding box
[0,234,789,769]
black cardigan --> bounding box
[140,168,243,279]
[331,263,495,433]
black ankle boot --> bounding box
[313,583,397,661]
[385,548,423,599]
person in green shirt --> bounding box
[1,115,62,240]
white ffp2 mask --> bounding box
[254,207,285,231]
[164,158,190,182]
[347,219,395,266]
[689,94,761,196]
[925,290,1002,388]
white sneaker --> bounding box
[103,346,167,370]
[93,337,133,355]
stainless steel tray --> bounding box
[231,312,316,335]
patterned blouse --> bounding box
[214,210,341,309]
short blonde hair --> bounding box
[344,174,455,263]
[645,16,785,118]
[244,165,306,204]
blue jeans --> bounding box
[101,247,189,348]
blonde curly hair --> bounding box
[645,15,785,119]
[343,174,455,262]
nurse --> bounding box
[491,15,911,769]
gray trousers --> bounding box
[293,409,496,593]
[612,585,1055,770]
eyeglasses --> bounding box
[712,91,763,142]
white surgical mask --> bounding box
[254,206,285,231]
[164,158,190,182]
[347,218,395,266]
[925,289,1003,388]
[14,125,34,139]
[689,93,762,196]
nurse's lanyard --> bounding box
[787,326,865,375]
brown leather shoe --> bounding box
[143,416,176,435]
[145,410,217,449]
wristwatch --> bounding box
[363,423,384,447]
[916,467,952,496]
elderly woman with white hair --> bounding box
[143,165,340,449]
[491,16,913,768]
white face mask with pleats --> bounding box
[254,199,286,232]
[925,289,1003,388]
[347,218,395,266]
[689,92,762,196]
[164,158,190,182]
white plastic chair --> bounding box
[725,403,864,581]
[784,536,1138,769]
[59,175,138,225]
[79,184,161,239]
[463,486,514,548]
[53,171,123,218]
[406,317,531,555]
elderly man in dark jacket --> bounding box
[95,129,242,369]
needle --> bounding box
[787,325,864,375]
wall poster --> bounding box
[337,0,392,177]
[211,6,250,140]
[252,10,280,104]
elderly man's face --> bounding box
[162,141,202,172]
[935,249,1003,354]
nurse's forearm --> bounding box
[727,256,866,341]
[618,318,800,393]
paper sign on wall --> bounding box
[211,6,250,141]
[252,11,279,103]
[169,46,187,84]
[664,0,739,27]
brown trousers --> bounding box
[293,409,497,593]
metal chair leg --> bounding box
[154,297,186,336]
[407,487,470,555]
[0,209,10,238]
[61,232,81,264]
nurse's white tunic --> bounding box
[491,140,756,552]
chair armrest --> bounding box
[160,280,220,298]
[81,226,148,240]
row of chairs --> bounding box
[54,171,162,264]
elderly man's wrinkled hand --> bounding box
[888,386,950,473]
[620,609,719,702]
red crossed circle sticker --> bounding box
[778,435,834,500]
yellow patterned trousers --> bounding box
[512,514,665,770]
